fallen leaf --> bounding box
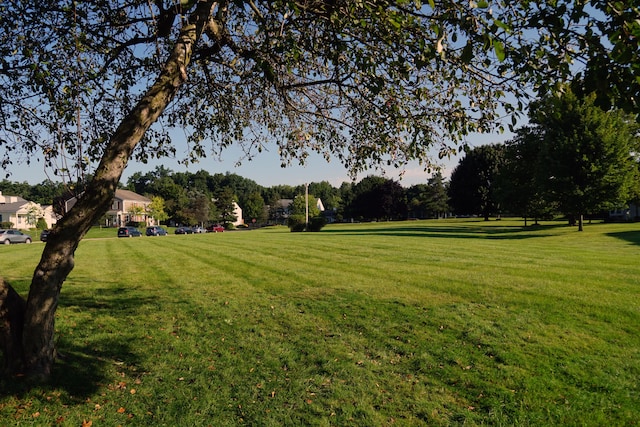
[81,420,93,427]
[117,407,126,413]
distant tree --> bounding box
[181,190,211,226]
[349,176,387,221]
[406,184,430,219]
[126,205,145,225]
[243,192,266,225]
[0,180,65,205]
[531,90,640,230]
[291,193,320,218]
[147,196,169,225]
[496,127,556,226]
[349,176,406,221]
[209,172,262,210]
[269,185,297,200]
[335,182,355,222]
[424,172,450,218]
[308,181,340,211]
[126,166,175,195]
[215,188,237,226]
[25,205,41,228]
[448,145,506,220]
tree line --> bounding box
[4,90,638,230]
[0,169,450,226]
[448,89,640,230]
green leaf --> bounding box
[476,1,489,8]
[460,43,473,64]
[493,40,506,62]
[494,19,511,32]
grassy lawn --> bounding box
[1,219,639,426]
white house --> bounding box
[232,201,243,227]
[62,189,153,226]
[0,191,58,229]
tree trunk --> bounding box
[1,3,214,381]
[0,278,27,376]
[578,213,584,231]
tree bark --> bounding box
[3,2,215,381]
[578,213,584,231]
[0,278,27,376]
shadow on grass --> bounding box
[0,286,152,399]
[322,222,567,240]
[607,230,640,246]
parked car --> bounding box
[175,226,193,235]
[0,229,32,244]
[191,226,205,234]
[146,226,168,236]
[118,226,142,237]
[206,224,225,233]
[40,229,51,242]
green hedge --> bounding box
[287,215,327,232]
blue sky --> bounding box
[4,129,511,188]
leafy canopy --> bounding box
[1,0,637,180]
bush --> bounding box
[36,217,48,230]
[287,215,307,232]
[308,216,327,232]
[1,221,13,229]
[287,215,327,232]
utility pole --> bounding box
[305,183,309,231]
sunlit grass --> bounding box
[1,219,639,425]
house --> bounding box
[107,189,153,226]
[0,191,58,229]
[62,189,153,227]
[231,201,243,227]
[269,198,325,224]
[609,203,640,221]
[271,198,294,224]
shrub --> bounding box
[36,217,48,230]
[287,215,327,232]
[308,216,327,232]
[1,221,13,229]
[287,215,307,232]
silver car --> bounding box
[0,229,33,244]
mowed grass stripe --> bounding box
[1,219,639,426]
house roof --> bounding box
[275,199,293,208]
[0,194,27,205]
[0,200,31,212]
[115,189,151,203]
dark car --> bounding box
[206,224,225,233]
[118,226,142,237]
[40,229,51,242]
[0,229,32,244]
[174,226,193,235]
[146,226,168,236]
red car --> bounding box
[206,224,225,233]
